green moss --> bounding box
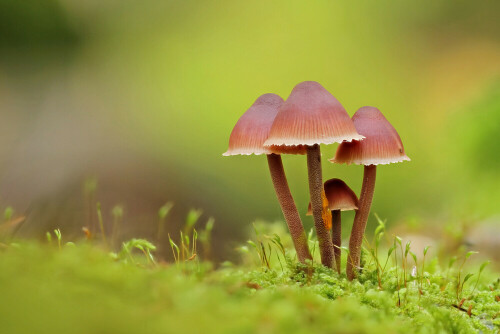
[0,239,498,334]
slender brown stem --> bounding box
[267,154,312,263]
[306,145,335,268]
[331,210,341,274]
[347,165,377,280]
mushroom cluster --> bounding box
[224,82,409,279]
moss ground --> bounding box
[0,235,498,334]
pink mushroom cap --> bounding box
[264,81,363,147]
[331,106,410,165]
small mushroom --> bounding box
[264,81,363,269]
[331,106,410,280]
[224,94,312,263]
[307,178,358,273]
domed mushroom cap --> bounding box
[223,94,305,156]
[331,106,410,165]
[264,81,363,147]
[307,178,359,215]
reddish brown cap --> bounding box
[223,94,306,156]
[264,81,363,147]
[307,178,359,215]
[331,106,410,165]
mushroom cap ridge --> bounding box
[331,106,410,165]
[223,94,306,156]
[264,81,364,147]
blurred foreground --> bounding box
[0,220,499,334]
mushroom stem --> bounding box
[306,144,335,268]
[331,210,341,274]
[347,165,377,280]
[267,154,312,263]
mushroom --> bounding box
[264,81,363,268]
[307,178,358,273]
[223,94,312,263]
[331,106,410,280]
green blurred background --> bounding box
[0,0,499,261]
